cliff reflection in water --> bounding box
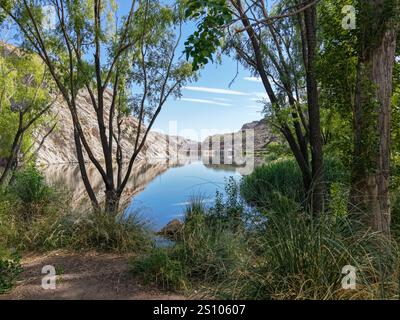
[40,157,190,211]
[40,154,255,219]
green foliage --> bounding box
[318,0,357,168]
[0,50,51,159]
[329,182,349,217]
[184,0,232,70]
[223,211,400,300]
[5,208,152,254]
[65,212,151,253]
[131,179,400,299]
[0,247,22,294]
[208,177,246,230]
[8,166,52,204]
[130,189,249,292]
[130,248,188,291]
[392,88,400,166]
[391,192,400,242]
[241,157,348,212]
[0,176,151,253]
[263,142,292,163]
[241,158,303,211]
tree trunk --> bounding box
[0,126,23,186]
[350,0,397,235]
[281,125,312,200]
[233,0,320,210]
[350,0,396,235]
[105,189,120,216]
[303,2,325,215]
[73,126,101,212]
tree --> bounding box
[350,0,399,235]
[317,0,358,168]
[0,45,55,185]
[184,0,326,214]
[0,0,194,213]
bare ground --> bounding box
[0,250,187,300]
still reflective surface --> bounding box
[41,157,245,230]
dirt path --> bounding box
[0,250,186,300]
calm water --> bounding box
[126,161,241,230]
[42,159,243,230]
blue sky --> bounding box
[117,1,267,141]
[156,54,267,141]
[1,1,267,142]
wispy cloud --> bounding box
[183,86,250,96]
[244,76,262,82]
[180,98,233,107]
[212,97,232,102]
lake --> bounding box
[41,158,245,230]
[126,161,241,230]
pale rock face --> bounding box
[200,119,276,154]
[34,89,272,166]
[240,120,276,152]
[34,89,194,165]
[2,42,273,169]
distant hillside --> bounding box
[201,119,276,154]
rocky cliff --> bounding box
[198,119,276,172]
[34,89,193,165]
[200,119,276,154]
[34,90,273,165]
[0,42,193,166]
[240,119,277,151]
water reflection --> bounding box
[40,155,250,218]
[40,158,185,211]
[126,161,243,230]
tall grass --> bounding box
[130,186,250,292]
[131,166,400,300]
[241,157,348,212]
[0,166,151,254]
[220,211,400,300]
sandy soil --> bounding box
[0,250,187,300]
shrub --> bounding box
[130,187,250,293]
[1,180,151,253]
[391,192,400,242]
[241,159,303,211]
[131,178,400,300]
[0,189,23,250]
[241,157,348,211]
[180,201,247,283]
[0,247,22,294]
[10,209,151,254]
[263,142,292,163]
[207,177,247,230]
[1,164,151,253]
[66,212,151,253]
[8,166,52,204]
[130,248,188,291]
